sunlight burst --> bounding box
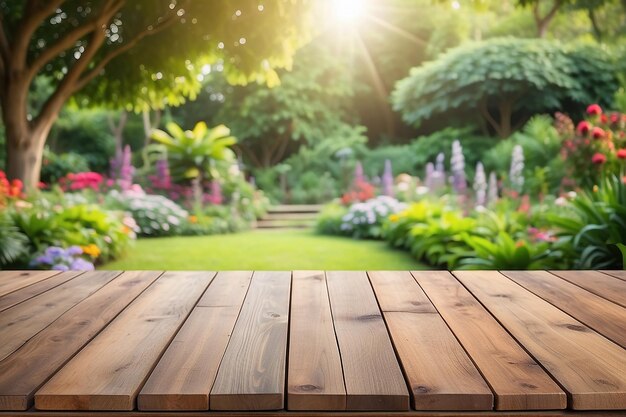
[332,0,367,24]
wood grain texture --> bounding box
[502,270,626,348]
[326,271,409,411]
[549,270,626,307]
[368,271,493,411]
[455,270,626,410]
[599,270,626,281]
[0,272,83,312]
[35,271,215,411]
[411,271,566,410]
[138,271,253,411]
[288,271,345,411]
[0,271,60,297]
[0,270,120,362]
[210,271,291,411]
[0,271,162,411]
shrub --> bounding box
[0,211,28,268]
[340,196,407,239]
[105,189,188,237]
[549,175,626,269]
[315,202,349,235]
[40,149,90,185]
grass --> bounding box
[102,229,427,270]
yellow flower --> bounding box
[389,214,399,222]
[81,244,101,258]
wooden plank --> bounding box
[550,270,626,307]
[210,271,291,411]
[599,270,626,281]
[502,270,626,349]
[35,271,215,411]
[455,270,626,410]
[368,271,493,411]
[288,271,345,411]
[0,270,60,297]
[138,271,253,411]
[0,270,120,362]
[411,271,566,410]
[0,271,162,411]
[326,271,409,411]
[0,271,83,312]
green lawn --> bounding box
[102,229,426,270]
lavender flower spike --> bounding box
[509,145,525,193]
[450,140,467,194]
[382,159,394,197]
[473,162,487,207]
[354,161,365,184]
[487,171,498,205]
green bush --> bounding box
[41,149,91,184]
[550,175,626,269]
[315,202,349,236]
[0,211,29,268]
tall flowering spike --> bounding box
[435,152,445,173]
[509,145,525,193]
[488,171,499,205]
[119,145,135,191]
[424,162,435,189]
[382,159,394,197]
[473,162,487,207]
[210,180,223,205]
[109,148,122,180]
[354,161,365,184]
[450,140,467,194]
[155,158,171,189]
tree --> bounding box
[0,1,311,188]
[392,38,619,138]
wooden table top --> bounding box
[0,270,624,417]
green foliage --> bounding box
[0,211,29,268]
[9,197,132,264]
[392,38,619,137]
[49,109,116,173]
[483,115,565,194]
[549,175,626,269]
[315,202,349,236]
[458,232,558,269]
[41,149,90,184]
[151,122,236,182]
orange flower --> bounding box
[188,215,198,224]
[81,244,101,258]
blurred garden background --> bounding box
[0,0,625,271]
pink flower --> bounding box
[617,149,626,160]
[576,121,591,135]
[587,104,602,116]
[591,153,607,165]
[591,127,605,139]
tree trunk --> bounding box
[5,125,51,189]
[498,100,513,139]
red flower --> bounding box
[587,104,602,116]
[576,121,591,135]
[600,114,608,124]
[617,149,626,160]
[610,113,620,124]
[591,127,605,139]
[591,153,607,165]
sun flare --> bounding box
[332,0,367,24]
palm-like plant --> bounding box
[151,122,237,204]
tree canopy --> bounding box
[0,0,312,187]
[392,37,619,137]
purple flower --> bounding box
[52,264,70,271]
[382,159,394,197]
[35,255,54,265]
[69,258,95,271]
[354,161,365,184]
[45,247,65,258]
[66,246,83,256]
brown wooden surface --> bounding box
[502,270,626,348]
[600,270,626,281]
[0,270,623,415]
[550,270,626,307]
[288,271,346,411]
[0,271,83,312]
[35,271,215,411]
[455,270,626,410]
[210,271,291,411]
[369,271,493,411]
[0,270,119,361]
[412,271,566,410]
[138,271,253,411]
[0,271,161,411]
[326,271,409,411]
[0,271,60,298]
